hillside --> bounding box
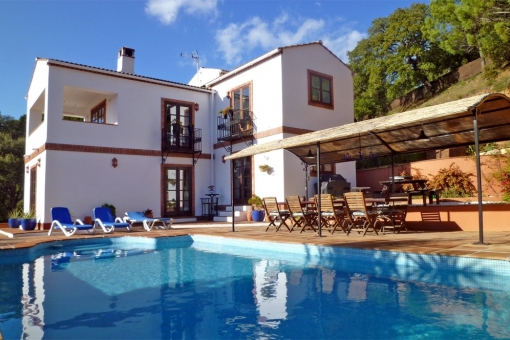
[392,67,510,113]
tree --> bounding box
[0,113,25,221]
[424,0,510,68]
[348,3,466,120]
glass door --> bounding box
[165,102,191,149]
[165,167,192,217]
[233,157,252,204]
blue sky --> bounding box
[0,0,424,119]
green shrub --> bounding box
[102,203,116,217]
[427,163,477,197]
[247,195,263,210]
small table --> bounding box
[202,194,219,220]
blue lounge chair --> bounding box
[93,207,131,233]
[125,211,173,231]
[49,207,95,237]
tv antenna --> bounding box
[180,50,200,72]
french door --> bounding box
[164,101,192,149]
[233,157,252,204]
[164,167,192,217]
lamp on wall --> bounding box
[26,165,29,173]
[112,157,118,168]
[37,158,41,167]
[194,103,199,111]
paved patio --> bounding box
[2,222,510,261]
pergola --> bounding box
[226,93,510,242]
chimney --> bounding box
[117,47,135,73]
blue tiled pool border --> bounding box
[2,235,510,288]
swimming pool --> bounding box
[1,235,510,339]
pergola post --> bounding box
[231,158,235,232]
[473,109,485,244]
[316,142,322,237]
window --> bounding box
[231,83,251,120]
[91,100,106,123]
[310,164,335,177]
[308,70,333,109]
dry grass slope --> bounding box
[392,67,510,113]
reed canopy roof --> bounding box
[226,93,510,164]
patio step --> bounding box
[173,217,197,224]
[214,209,248,222]
[222,205,252,212]
[213,215,248,222]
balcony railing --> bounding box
[217,110,254,142]
[162,126,202,153]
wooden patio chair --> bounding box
[376,204,408,234]
[343,192,380,236]
[263,197,291,232]
[286,196,317,233]
[316,194,348,234]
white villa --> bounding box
[23,41,356,227]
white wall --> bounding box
[25,61,215,222]
[281,44,356,190]
[45,66,212,151]
[281,44,354,129]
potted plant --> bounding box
[144,209,153,218]
[7,208,22,228]
[259,164,271,173]
[20,208,37,231]
[102,203,116,217]
[219,106,233,119]
[172,119,182,136]
[248,195,265,222]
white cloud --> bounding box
[215,15,325,65]
[323,30,366,63]
[145,0,219,25]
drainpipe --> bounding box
[210,90,215,189]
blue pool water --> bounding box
[1,235,510,339]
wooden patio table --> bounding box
[379,179,431,206]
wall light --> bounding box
[112,157,118,168]
[37,158,41,167]
[194,103,199,111]
[417,125,429,140]
[26,166,29,173]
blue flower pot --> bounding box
[251,210,265,222]
[20,219,37,231]
[8,218,20,228]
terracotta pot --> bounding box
[145,213,154,218]
[247,211,253,221]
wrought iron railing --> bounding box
[217,109,254,141]
[162,126,202,153]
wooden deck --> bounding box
[2,222,510,262]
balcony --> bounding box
[217,110,254,142]
[162,126,202,163]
